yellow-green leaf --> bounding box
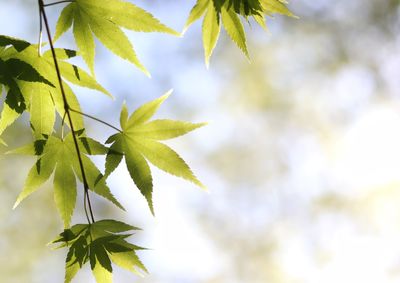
[123,137,154,214]
[184,0,209,32]
[221,7,249,58]
[86,13,149,76]
[135,138,204,188]
[54,3,75,42]
[92,259,112,283]
[126,90,171,128]
[72,4,96,74]
[110,251,147,276]
[54,156,77,228]
[30,85,55,138]
[202,1,221,67]
[131,119,206,140]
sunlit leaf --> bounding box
[221,7,249,58]
[202,1,221,67]
[184,0,296,65]
[12,134,124,225]
[55,0,178,75]
[105,91,205,214]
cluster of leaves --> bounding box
[185,0,296,65]
[51,219,147,282]
[0,0,295,281]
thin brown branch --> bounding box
[39,0,95,224]
[70,108,122,133]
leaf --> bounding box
[0,100,22,138]
[64,235,88,283]
[104,141,123,178]
[105,92,205,214]
[53,219,146,282]
[30,85,55,138]
[202,1,221,67]
[55,0,178,75]
[261,0,297,17]
[0,35,30,51]
[6,139,47,155]
[54,150,77,228]
[12,134,124,225]
[57,61,111,97]
[79,0,178,34]
[90,240,113,273]
[131,119,206,140]
[110,251,147,276]
[123,138,154,214]
[93,219,140,234]
[79,137,108,155]
[13,136,60,208]
[184,0,209,32]
[126,90,171,128]
[72,4,96,75]
[2,58,54,86]
[54,3,75,42]
[43,48,77,60]
[2,43,109,138]
[53,82,85,131]
[87,12,149,77]
[184,0,296,65]
[221,7,249,58]
[92,258,113,283]
[120,102,128,129]
[135,138,204,188]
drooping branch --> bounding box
[38,0,95,224]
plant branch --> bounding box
[39,0,95,224]
[70,108,122,133]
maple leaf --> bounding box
[54,0,179,76]
[11,133,124,228]
[184,0,296,65]
[51,219,146,283]
[105,91,206,214]
[0,40,110,140]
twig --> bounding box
[70,108,122,133]
[39,0,95,224]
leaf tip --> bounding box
[0,138,7,146]
[164,88,173,97]
[12,200,21,210]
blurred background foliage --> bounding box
[1,0,400,282]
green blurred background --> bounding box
[1,0,400,282]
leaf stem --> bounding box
[61,111,66,140]
[70,108,122,133]
[43,0,74,7]
[39,0,95,224]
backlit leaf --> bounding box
[202,1,221,67]
[105,92,205,214]
[221,7,249,58]
[54,154,77,228]
[55,0,178,75]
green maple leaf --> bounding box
[184,0,296,65]
[11,133,123,228]
[0,35,30,52]
[105,90,206,215]
[54,0,179,76]
[0,40,110,140]
[51,219,146,283]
